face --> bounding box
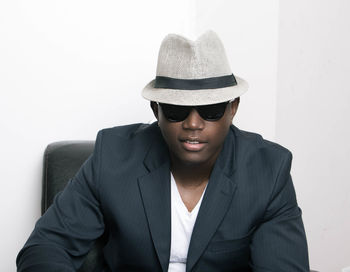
[152,100,239,168]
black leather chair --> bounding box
[42,141,318,272]
[42,141,109,272]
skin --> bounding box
[151,98,239,211]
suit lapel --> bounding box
[185,167,237,271]
[138,135,171,272]
[186,128,237,272]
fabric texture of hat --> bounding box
[142,30,248,106]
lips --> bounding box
[185,140,200,144]
[180,137,207,152]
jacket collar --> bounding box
[142,123,170,172]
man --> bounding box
[17,31,309,271]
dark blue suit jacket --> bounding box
[17,123,309,271]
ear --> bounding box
[229,97,240,120]
[150,101,159,120]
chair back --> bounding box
[42,141,108,272]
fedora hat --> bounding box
[142,30,248,106]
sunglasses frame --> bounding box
[158,101,232,122]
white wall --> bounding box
[277,1,350,271]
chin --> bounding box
[177,152,212,166]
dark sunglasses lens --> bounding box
[160,104,190,122]
[197,102,228,121]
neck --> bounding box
[170,155,218,188]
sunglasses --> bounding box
[159,101,230,122]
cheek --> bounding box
[159,122,179,146]
[206,121,231,146]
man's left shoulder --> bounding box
[230,125,292,163]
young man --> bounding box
[17,31,309,271]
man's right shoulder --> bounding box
[100,122,157,138]
[94,122,162,152]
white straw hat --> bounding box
[142,30,248,106]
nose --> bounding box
[182,108,205,130]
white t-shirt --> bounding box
[168,173,206,272]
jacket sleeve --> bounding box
[16,131,105,272]
[250,151,310,272]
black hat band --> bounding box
[154,74,237,90]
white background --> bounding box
[0,0,349,271]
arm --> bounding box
[17,131,105,272]
[250,151,310,272]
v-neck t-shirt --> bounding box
[168,173,206,272]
